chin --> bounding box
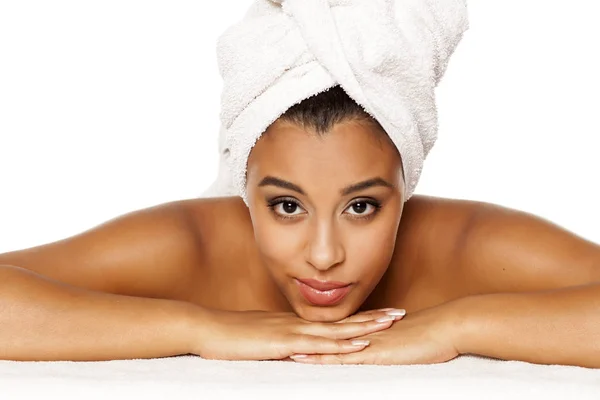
[295,307,349,322]
[291,301,356,322]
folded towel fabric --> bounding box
[206,0,469,205]
[2,355,600,400]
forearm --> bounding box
[454,283,600,367]
[0,265,201,361]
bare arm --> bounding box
[452,202,600,367]
[0,264,201,361]
[0,198,209,361]
[453,283,600,368]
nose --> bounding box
[305,219,345,271]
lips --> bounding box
[295,278,352,306]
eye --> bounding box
[268,198,306,219]
[267,197,382,220]
[345,200,381,218]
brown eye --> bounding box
[268,198,305,218]
[351,202,368,214]
[345,200,381,217]
[281,201,298,214]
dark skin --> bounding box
[0,120,599,366]
[0,192,559,311]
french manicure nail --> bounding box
[351,340,370,346]
[386,309,406,317]
[375,315,395,323]
[290,354,308,359]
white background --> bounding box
[0,0,598,253]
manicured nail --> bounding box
[351,340,370,347]
[378,308,395,311]
[375,315,395,323]
[386,309,406,317]
[290,354,308,359]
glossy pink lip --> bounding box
[297,279,350,291]
[295,279,352,306]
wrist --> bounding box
[444,295,484,356]
[171,301,215,356]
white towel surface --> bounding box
[212,0,469,206]
[1,355,599,399]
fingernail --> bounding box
[351,340,370,347]
[375,315,395,323]
[378,308,395,311]
[290,354,307,359]
[386,309,406,317]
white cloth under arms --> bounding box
[202,0,469,205]
[2,355,599,400]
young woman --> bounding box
[1,86,599,366]
[1,0,599,367]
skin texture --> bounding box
[0,119,599,365]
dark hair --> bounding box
[275,85,403,180]
[278,86,386,136]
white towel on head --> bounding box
[202,0,469,205]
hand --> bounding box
[192,308,405,361]
[289,303,461,365]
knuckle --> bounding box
[294,334,319,349]
[335,339,350,350]
[319,337,341,351]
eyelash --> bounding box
[266,197,382,221]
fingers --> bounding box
[301,316,399,340]
[336,309,390,323]
[290,335,372,356]
[338,308,405,323]
[290,352,367,364]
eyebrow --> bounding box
[257,176,395,196]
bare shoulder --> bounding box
[376,195,491,309]
[398,195,600,301]
[179,195,259,270]
[0,196,253,301]
[394,194,488,272]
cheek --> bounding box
[251,214,303,269]
[346,220,400,278]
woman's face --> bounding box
[246,119,405,322]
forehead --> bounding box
[247,120,402,188]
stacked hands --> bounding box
[192,303,463,365]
